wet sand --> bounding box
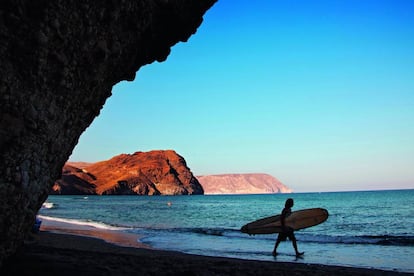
[1,219,410,275]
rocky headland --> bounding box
[53,150,203,195]
[198,174,292,194]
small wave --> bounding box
[137,226,242,238]
[38,215,130,231]
[41,202,55,209]
[183,227,246,238]
[297,233,414,246]
[361,235,414,246]
[192,228,227,236]
[71,196,90,200]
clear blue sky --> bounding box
[70,0,414,192]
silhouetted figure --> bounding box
[272,198,304,257]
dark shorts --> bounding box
[277,228,295,241]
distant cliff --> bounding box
[52,150,204,195]
[197,174,292,194]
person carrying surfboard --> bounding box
[272,198,304,257]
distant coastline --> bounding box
[197,173,292,194]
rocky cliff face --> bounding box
[197,174,292,194]
[0,0,216,265]
[52,164,97,195]
[53,150,203,195]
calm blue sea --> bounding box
[38,190,414,273]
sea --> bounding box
[38,189,414,273]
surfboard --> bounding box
[240,208,328,235]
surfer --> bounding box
[272,198,304,257]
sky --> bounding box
[69,0,414,193]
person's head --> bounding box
[285,198,294,208]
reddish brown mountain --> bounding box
[51,150,204,195]
[197,174,292,194]
[53,164,97,195]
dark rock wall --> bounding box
[0,0,216,265]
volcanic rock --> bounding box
[197,174,292,194]
[52,164,97,195]
[53,150,203,195]
[0,0,216,264]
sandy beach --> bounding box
[1,219,411,276]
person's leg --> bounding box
[290,233,304,256]
[272,235,283,256]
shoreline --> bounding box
[39,216,151,249]
[1,219,411,275]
